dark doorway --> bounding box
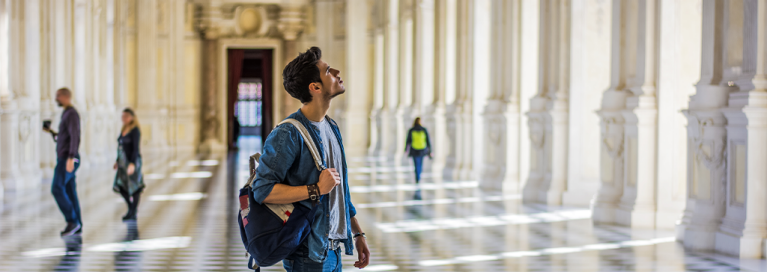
[227,49,274,150]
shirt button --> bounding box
[327,214,330,217]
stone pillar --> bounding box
[134,0,163,151]
[344,0,373,157]
[422,0,453,178]
[523,0,569,206]
[444,0,474,181]
[716,0,767,259]
[0,0,7,193]
[562,0,611,206]
[517,0,540,192]
[380,0,400,158]
[615,0,660,228]
[413,0,434,137]
[0,0,43,189]
[172,1,202,152]
[677,0,731,251]
[592,0,629,224]
[654,0,701,229]
[393,1,415,160]
[369,27,386,156]
[199,1,224,153]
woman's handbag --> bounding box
[237,118,325,271]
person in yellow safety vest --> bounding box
[405,117,432,183]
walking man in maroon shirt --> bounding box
[43,87,82,236]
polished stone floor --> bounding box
[1,136,766,271]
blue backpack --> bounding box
[237,119,325,270]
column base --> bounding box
[615,204,656,228]
[714,231,765,258]
[522,176,541,203]
[591,201,617,224]
[562,180,599,206]
[543,189,564,206]
[677,223,717,251]
[1,172,44,191]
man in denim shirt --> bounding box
[251,47,371,272]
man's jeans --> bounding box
[283,243,343,272]
[413,156,424,182]
[52,157,81,226]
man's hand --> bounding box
[317,168,341,195]
[354,236,371,269]
[113,162,118,170]
[127,163,135,175]
[65,158,75,173]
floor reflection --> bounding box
[1,139,766,271]
[113,221,141,271]
[53,235,82,271]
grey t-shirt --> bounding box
[310,118,347,240]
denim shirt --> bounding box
[251,109,357,263]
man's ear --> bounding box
[308,82,321,94]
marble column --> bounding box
[413,0,437,171]
[344,0,373,157]
[592,0,628,223]
[422,0,453,179]
[523,0,569,206]
[562,0,611,206]
[380,0,400,158]
[0,0,43,189]
[717,0,767,259]
[199,1,224,153]
[654,0,701,228]
[615,0,660,229]
[368,27,386,156]
[677,0,731,251]
[444,0,474,181]
[134,0,163,151]
[174,2,202,152]
[394,1,415,160]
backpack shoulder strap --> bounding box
[277,118,325,172]
[246,153,261,187]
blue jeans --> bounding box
[283,243,343,272]
[52,157,81,226]
[413,156,424,182]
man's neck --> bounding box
[300,98,331,122]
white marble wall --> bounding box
[363,1,767,260]
[0,0,202,192]
[3,0,767,260]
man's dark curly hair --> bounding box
[283,47,323,104]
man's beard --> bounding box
[56,100,63,107]
[330,89,345,99]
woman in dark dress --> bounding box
[113,108,145,221]
[405,117,432,183]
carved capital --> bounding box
[278,5,305,41]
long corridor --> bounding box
[0,137,765,272]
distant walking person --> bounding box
[113,108,144,221]
[405,117,432,183]
[43,87,82,236]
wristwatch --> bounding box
[353,233,366,239]
[307,184,320,206]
